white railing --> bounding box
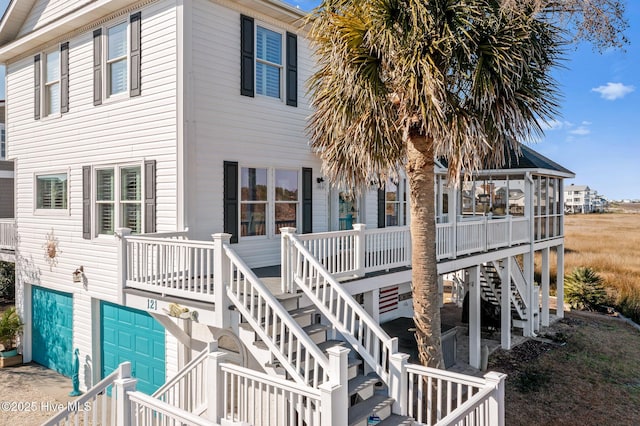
[297,229,359,278]
[511,217,530,244]
[225,244,330,387]
[129,392,215,426]
[286,233,395,385]
[364,226,411,273]
[121,230,216,302]
[456,218,486,256]
[221,362,323,426]
[43,362,128,426]
[436,223,454,259]
[404,365,505,426]
[152,345,211,415]
[0,219,16,250]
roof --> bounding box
[438,144,575,178]
[565,184,590,191]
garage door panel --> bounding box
[101,302,165,395]
[32,287,73,377]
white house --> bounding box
[0,1,574,424]
[564,184,592,213]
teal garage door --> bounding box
[32,286,74,377]
[101,302,165,395]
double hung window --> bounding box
[34,43,69,119]
[385,179,407,226]
[45,50,60,116]
[36,173,68,210]
[96,166,142,235]
[255,27,282,99]
[107,22,128,96]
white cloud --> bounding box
[591,82,635,100]
[540,119,572,131]
[569,126,591,136]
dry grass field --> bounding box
[536,211,640,322]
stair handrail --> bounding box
[128,391,215,426]
[224,244,330,387]
[287,233,395,384]
[509,260,529,306]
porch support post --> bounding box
[116,228,132,305]
[556,244,565,319]
[389,349,410,415]
[177,317,192,369]
[438,275,444,308]
[212,233,232,328]
[500,257,511,350]
[523,250,535,337]
[114,362,137,426]
[319,346,349,426]
[353,223,366,277]
[206,341,225,423]
[541,247,550,326]
[469,266,481,369]
[484,371,506,426]
[363,288,380,323]
[449,186,457,259]
[280,227,297,293]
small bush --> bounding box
[564,267,608,311]
[0,261,15,301]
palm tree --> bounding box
[306,0,625,368]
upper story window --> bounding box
[93,12,141,105]
[36,173,68,211]
[383,179,407,227]
[240,15,297,106]
[0,125,5,160]
[34,42,69,120]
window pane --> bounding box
[121,167,141,201]
[256,27,281,64]
[275,203,297,234]
[36,174,67,209]
[47,83,60,115]
[97,169,114,201]
[275,170,298,201]
[256,63,281,98]
[46,51,60,83]
[241,168,267,201]
[121,204,141,234]
[98,204,114,235]
[241,204,266,236]
[108,22,127,60]
[109,59,127,95]
[385,203,399,226]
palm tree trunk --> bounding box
[406,132,443,369]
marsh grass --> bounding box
[535,213,640,322]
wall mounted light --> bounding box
[316,177,325,189]
[72,266,84,283]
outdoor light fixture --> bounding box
[316,177,325,189]
[72,266,84,283]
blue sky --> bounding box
[0,0,637,199]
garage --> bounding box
[100,302,165,395]
[31,286,74,377]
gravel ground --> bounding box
[0,362,75,426]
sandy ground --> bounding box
[0,362,75,426]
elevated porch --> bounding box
[0,218,16,263]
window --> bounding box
[0,124,5,160]
[240,167,299,238]
[34,43,68,119]
[385,179,407,226]
[255,26,282,99]
[95,165,142,235]
[107,22,128,96]
[93,12,141,105]
[240,15,297,106]
[36,173,68,210]
[45,50,60,115]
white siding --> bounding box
[186,0,327,267]
[18,0,94,37]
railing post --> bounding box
[389,350,410,416]
[319,346,349,426]
[212,233,232,328]
[353,223,366,277]
[280,227,297,293]
[507,215,513,247]
[114,362,137,426]
[206,342,225,424]
[484,371,506,426]
[116,228,132,305]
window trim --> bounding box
[238,166,301,240]
[34,169,70,216]
[43,48,61,117]
[101,18,130,102]
[254,22,285,101]
[384,178,408,227]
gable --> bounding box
[17,0,93,37]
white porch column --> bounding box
[556,244,565,319]
[319,346,349,426]
[177,317,192,369]
[363,288,380,323]
[523,250,535,337]
[469,266,481,369]
[500,257,511,350]
[212,233,232,328]
[389,350,410,415]
[114,362,137,426]
[541,247,550,326]
[280,227,297,293]
[116,228,132,305]
[353,223,367,277]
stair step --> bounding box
[348,375,380,397]
[308,358,362,385]
[348,394,394,426]
[253,323,330,350]
[288,305,318,319]
[377,414,415,426]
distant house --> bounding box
[564,184,592,213]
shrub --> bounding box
[0,261,15,301]
[564,267,608,311]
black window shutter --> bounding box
[378,187,386,228]
[144,160,156,233]
[93,29,102,106]
[60,42,69,113]
[240,15,254,97]
[82,166,92,239]
[130,12,142,97]
[224,161,239,243]
[302,168,312,233]
[34,55,41,120]
[285,32,298,107]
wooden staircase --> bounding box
[479,261,530,328]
